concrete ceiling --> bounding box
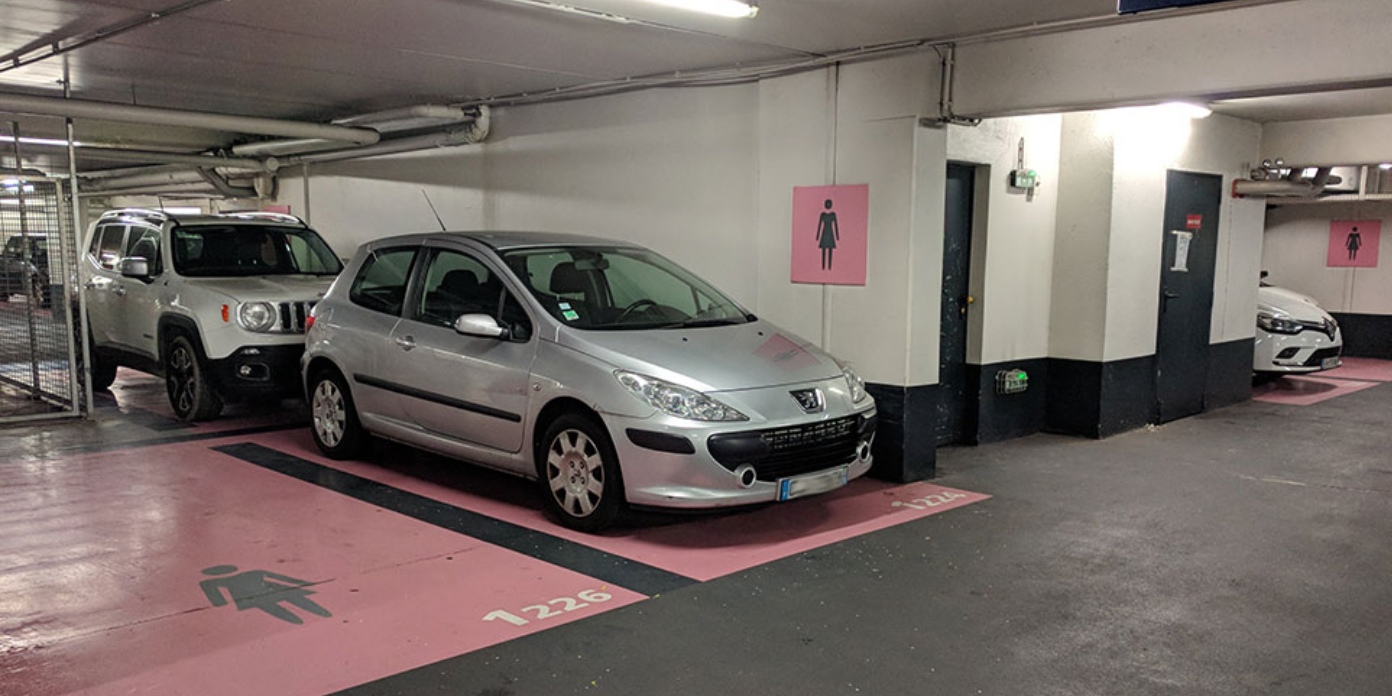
[0,0,1383,176]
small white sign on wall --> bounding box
[1170,230,1193,272]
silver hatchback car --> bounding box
[302,231,877,531]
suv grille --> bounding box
[278,301,316,333]
[707,415,869,482]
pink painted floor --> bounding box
[254,429,990,582]
[1323,357,1392,383]
[0,437,643,696]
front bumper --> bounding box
[605,405,878,510]
[1253,327,1343,373]
[208,344,306,398]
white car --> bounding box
[1254,280,1342,375]
[82,208,342,420]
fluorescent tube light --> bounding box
[644,0,758,18]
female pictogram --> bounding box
[815,199,840,270]
[1347,226,1363,261]
[200,564,332,625]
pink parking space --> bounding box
[0,439,643,696]
[253,429,990,582]
[1324,357,1392,383]
[1252,374,1380,406]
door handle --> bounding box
[113,285,127,297]
[395,335,416,351]
[1163,291,1179,299]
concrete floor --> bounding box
[3,368,1390,695]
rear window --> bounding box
[349,247,417,316]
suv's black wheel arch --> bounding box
[157,315,206,369]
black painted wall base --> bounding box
[1206,338,1254,410]
[1331,313,1392,359]
[1047,355,1156,438]
[966,359,1050,444]
[865,383,938,483]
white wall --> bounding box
[276,52,949,388]
[1264,114,1392,167]
[1263,202,1392,314]
[954,0,1392,118]
[1105,110,1264,360]
[946,114,1062,366]
[1050,112,1114,363]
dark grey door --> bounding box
[1155,170,1222,423]
[937,163,976,445]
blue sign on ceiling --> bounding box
[1118,0,1235,13]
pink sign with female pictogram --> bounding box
[1327,220,1380,268]
[791,184,869,286]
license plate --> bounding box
[1322,357,1342,370]
[778,466,849,501]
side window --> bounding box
[414,249,532,340]
[123,226,163,275]
[349,247,416,316]
[91,224,127,270]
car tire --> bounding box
[536,412,625,532]
[308,368,368,460]
[164,334,223,421]
[89,351,118,392]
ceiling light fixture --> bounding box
[645,0,758,19]
[1159,102,1212,120]
[1379,163,1392,170]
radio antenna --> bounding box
[421,190,447,232]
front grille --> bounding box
[708,415,865,482]
[1297,318,1337,340]
[277,301,315,333]
[1303,347,1341,366]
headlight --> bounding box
[841,362,868,403]
[614,371,747,422]
[237,302,277,332]
[1257,311,1302,335]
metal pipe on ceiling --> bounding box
[232,105,477,157]
[282,107,491,165]
[0,0,224,74]
[0,93,381,145]
[9,138,274,171]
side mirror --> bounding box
[454,313,509,339]
[117,257,150,279]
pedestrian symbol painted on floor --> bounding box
[791,184,868,286]
[1327,220,1380,268]
[200,564,332,624]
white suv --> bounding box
[82,209,342,420]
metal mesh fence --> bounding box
[0,176,82,421]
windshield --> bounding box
[172,225,342,277]
[501,246,753,330]
[3,235,48,263]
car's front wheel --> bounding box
[164,334,223,421]
[536,413,625,532]
[308,368,368,459]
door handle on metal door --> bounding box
[395,335,416,351]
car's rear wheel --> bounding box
[536,413,625,532]
[164,334,223,421]
[309,368,368,459]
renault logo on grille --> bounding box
[790,388,825,413]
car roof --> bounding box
[98,209,309,229]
